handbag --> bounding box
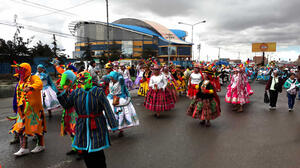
[264,91,270,104]
[113,95,120,106]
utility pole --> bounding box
[106,0,109,56]
[197,44,201,61]
[53,34,57,57]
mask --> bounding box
[78,72,93,90]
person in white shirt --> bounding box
[144,65,175,118]
[187,64,203,99]
[88,61,100,84]
[119,64,133,90]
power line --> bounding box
[10,0,74,17]
[0,20,96,41]
[21,0,95,20]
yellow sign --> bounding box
[252,42,276,52]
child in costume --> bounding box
[107,71,139,137]
[35,64,60,117]
[57,71,118,168]
[187,73,221,127]
[138,67,151,96]
[10,62,46,156]
[144,65,175,118]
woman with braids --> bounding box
[144,65,175,118]
[187,73,221,127]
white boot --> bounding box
[31,146,45,153]
[14,148,30,156]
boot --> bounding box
[238,105,243,112]
[232,105,238,111]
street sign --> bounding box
[252,42,276,52]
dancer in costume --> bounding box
[134,65,145,89]
[100,63,114,96]
[144,65,175,118]
[173,65,186,95]
[119,64,133,90]
[10,62,46,156]
[107,71,139,137]
[225,67,254,112]
[187,73,221,127]
[187,64,203,99]
[284,73,300,112]
[138,67,151,96]
[58,70,80,156]
[57,71,118,168]
[35,64,60,118]
[162,66,178,102]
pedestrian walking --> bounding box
[265,70,284,110]
[284,73,300,112]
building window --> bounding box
[160,46,176,55]
[122,41,133,58]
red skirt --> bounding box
[144,88,175,112]
[187,84,198,99]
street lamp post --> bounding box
[178,20,206,61]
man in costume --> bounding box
[57,71,118,168]
[10,62,46,156]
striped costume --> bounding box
[57,86,118,153]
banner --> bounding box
[252,42,276,52]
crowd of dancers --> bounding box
[6,58,300,168]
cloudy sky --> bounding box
[1,0,300,61]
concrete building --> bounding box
[69,18,192,62]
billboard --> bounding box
[252,42,276,52]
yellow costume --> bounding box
[10,63,46,136]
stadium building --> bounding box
[69,18,192,62]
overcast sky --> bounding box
[1,0,300,61]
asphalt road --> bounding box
[1,81,300,168]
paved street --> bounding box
[1,81,300,168]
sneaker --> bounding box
[14,148,30,156]
[288,109,292,112]
[31,146,45,153]
[272,107,276,110]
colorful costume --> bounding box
[162,71,178,102]
[144,73,175,112]
[59,70,78,137]
[120,68,133,91]
[10,63,46,156]
[35,64,60,111]
[134,69,144,88]
[107,71,139,130]
[187,72,203,99]
[225,69,254,105]
[138,70,151,96]
[187,80,221,122]
[57,72,118,167]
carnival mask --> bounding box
[78,72,92,90]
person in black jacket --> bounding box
[265,70,284,110]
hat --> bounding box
[105,63,113,69]
[152,64,161,70]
